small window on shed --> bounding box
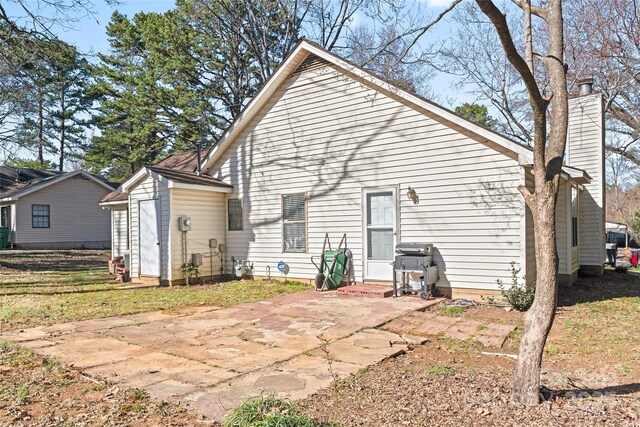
[0,206,9,228]
[228,199,243,231]
[32,204,50,228]
[282,193,306,253]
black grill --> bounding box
[393,243,438,300]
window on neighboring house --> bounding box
[571,187,578,247]
[282,193,306,253]
[32,204,50,228]
[228,199,243,231]
[0,206,9,228]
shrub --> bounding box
[496,262,535,311]
[223,395,336,427]
[180,263,200,284]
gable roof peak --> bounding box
[201,39,534,173]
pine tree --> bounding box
[4,32,57,165]
[84,3,302,180]
[84,12,167,180]
[47,41,92,171]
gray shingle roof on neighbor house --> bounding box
[0,166,115,200]
[0,166,64,199]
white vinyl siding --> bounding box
[111,205,129,258]
[10,204,16,242]
[567,94,605,267]
[170,188,226,281]
[572,189,580,272]
[556,179,571,275]
[129,175,170,280]
[211,64,524,291]
[522,171,581,283]
[14,175,111,246]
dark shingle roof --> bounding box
[99,190,129,204]
[153,147,213,172]
[147,166,232,189]
[0,167,66,199]
[0,166,63,196]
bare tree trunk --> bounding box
[58,91,65,172]
[514,180,559,405]
[37,94,44,166]
[523,0,534,73]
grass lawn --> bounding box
[0,250,309,331]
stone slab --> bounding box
[384,310,516,349]
[308,328,408,367]
[184,354,361,421]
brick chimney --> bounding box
[566,80,605,275]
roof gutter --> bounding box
[98,199,129,207]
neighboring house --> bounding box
[0,167,115,249]
[104,40,605,298]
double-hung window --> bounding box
[32,204,50,228]
[282,193,306,253]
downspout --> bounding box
[196,143,202,176]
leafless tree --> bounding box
[0,0,118,40]
[342,24,434,96]
[565,0,640,169]
[443,0,640,181]
[472,0,571,406]
[438,3,535,144]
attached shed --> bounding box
[118,166,232,285]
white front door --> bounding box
[364,188,397,281]
[139,199,161,277]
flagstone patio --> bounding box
[2,290,439,421]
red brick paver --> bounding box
[381,308,515,348]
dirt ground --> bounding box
[301,344,639,426]
[300,270,640,426]
[0,340,202,427]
